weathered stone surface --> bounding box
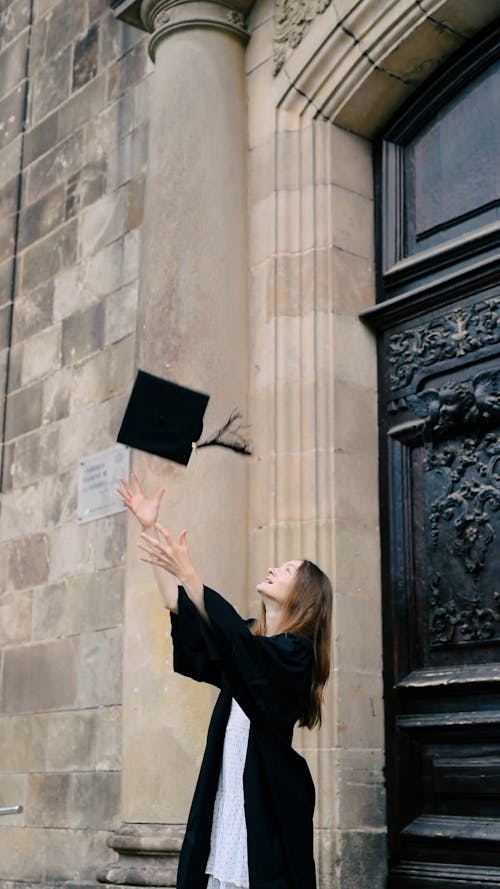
[46,709,97,771]
[3,339,20,395]
[124,172,144,231]
[23,111,58,166]
[0,257,14,306]
[90,513,127,571]
[8,342,23,397]
[32,580,66,640]
[0,84,25,152]
[26,130,84,205]
[0,32,27,101]
[336,829,387,889]
[0,2,30,52]
[43,468,77,527]
[0,302,12,349]
[59,75,106,143]
[0,713,49,773]
[65,158,107,218]
[12,279,54,341]
[0,175,18,221]
[104,283,138,346]
[0,824,112,881]
[20,324,61,385]
[0,134,22,191]
[106,123,148,190]
[98,7,143,69]
[31,45,71,124]
[1,637,78,714]
[26,772,72,827]
[9,532,50,590]
[11,425,59,488]
[336,670,384,749]
[71,336,134,408]
[95,706,122,770]
[79,187,126,258]
[21,218,78,292]
[85,90,135,159]
[0,774,28,825]
[336,749,386,831]
[41,365,72,423]
[335,594,383,673]
[4,380,43,439]
[71,771,121,829]
[0,540,10,591]
[108,331,134,389]
[28,14,48,74]
[107,42,148,103]
[65,566,124,634]
[48,522,93,582]
[78,626,122,708]
[44,0,86,59]
[61,300,105,365]
[0,590,32,645]
[0,480,46,541]
[18,185,66,250]
[57,395,126,470]
[73,25,98,91]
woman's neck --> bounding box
[262,597,284,636]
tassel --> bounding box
[197,410,252,456]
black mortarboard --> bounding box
[117,370,210,466]
[117,370,251,466]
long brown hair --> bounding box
[252,560,333,729]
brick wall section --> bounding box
[0,0,150,881]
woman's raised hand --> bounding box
[116,473,165,530]
[139,525,197,588]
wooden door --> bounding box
[363,23,500,889]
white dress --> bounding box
[205,698,251,889]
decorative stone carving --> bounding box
[110,0,251,46]
[388,296,500,392]
[273,0,331,75]
[154,9,171,26]
[226,8,245,26]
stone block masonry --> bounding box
[0,0,150,882]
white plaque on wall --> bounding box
[77,444,130,524]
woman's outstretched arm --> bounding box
[139,525,207,621]
[116,474,180,613]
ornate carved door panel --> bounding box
[364,23,500,889]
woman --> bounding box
[117,474,333,889]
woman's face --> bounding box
[256,560,303,605]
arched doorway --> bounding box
[365,21,500,889]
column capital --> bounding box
[110,0,254,54]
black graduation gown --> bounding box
[170,585,317,889]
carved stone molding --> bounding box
[96,823,184,887]
[110,0,252,53]
[273,0,331,75]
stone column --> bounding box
[99,1,251,884]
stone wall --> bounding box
[0,0,150,881]
[3,0,499,887]
[245,4,385,887]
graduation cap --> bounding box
[117,370,251,466]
